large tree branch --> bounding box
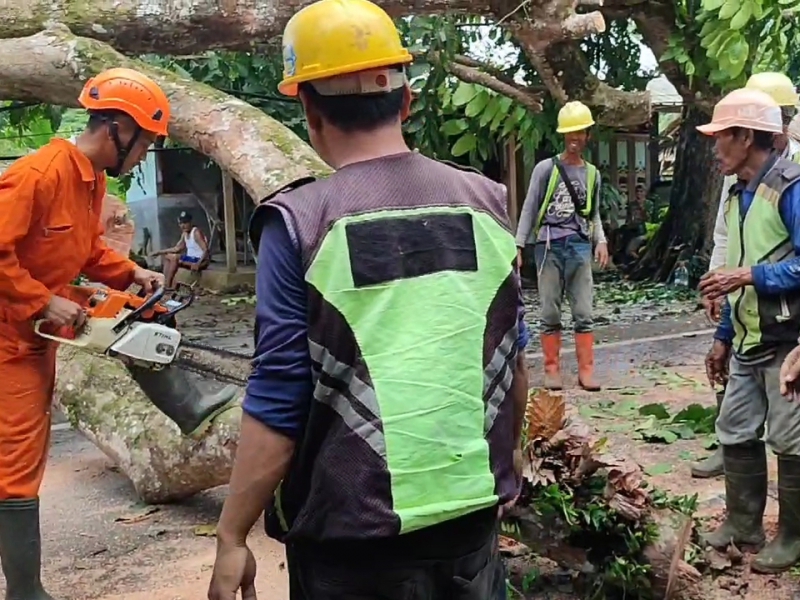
[1,0,657,127]
[1,25,330,201]
[2,0,487,53]
[419,51,544,112]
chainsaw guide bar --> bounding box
[174,341,252,387]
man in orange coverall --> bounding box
[0,68,172,600]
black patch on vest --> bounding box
[346,213,478,287]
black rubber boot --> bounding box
[701,442,767,550]
[690,390,725,479]
[0,498,56,600]
[752,455,800,573]
[126,365,238,437]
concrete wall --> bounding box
[126,149,218,263]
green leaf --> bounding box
[668,424,696,440]
[642,429,679,444]
[699,19,722,38]
[639,403,670,420]
[579,405,605,419]
[729,1,753,30]
[451,133,477,157]
[465,92,489,118]
[613,399,640,416]
[718,0,740,19]
[645,463,674,476]
[720,37,749,78]
[440,119,468,136]
[479,97,502,127]
[702,0,726,10]
[451,82,479,107]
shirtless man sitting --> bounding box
[152,211,210,288]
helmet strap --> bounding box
[105,120,142,178]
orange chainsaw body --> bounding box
[37,286,170,340]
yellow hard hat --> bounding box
[697,88,783,136]
[278,0,413,97]
[556,101,595,134]
[745,72,799,106]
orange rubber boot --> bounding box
[575,332,601,391]
[540,332,563,390]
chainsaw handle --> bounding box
[158,282,195,324]
[33,320,90,347]
[112,283,166,334]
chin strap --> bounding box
[104,119,142,177]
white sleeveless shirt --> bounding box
[183,227,205,259]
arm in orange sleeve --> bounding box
[81,184,138,291]
[0,166,54,321]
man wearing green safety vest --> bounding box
[698,88,800,574]
[206,0,530,598]
[692,72,800,480]
[515,101,609,391]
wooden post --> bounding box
[505,136,519,230]
[222,172,237,274]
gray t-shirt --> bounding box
[515,158,605,246]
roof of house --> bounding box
[647,75,682,107]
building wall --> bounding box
[126,149,217,263]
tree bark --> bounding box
[0,26,331,202]
[55,345,243,503]
[0,0,485,53]
[0,0,656,127]
[629,105,721,282]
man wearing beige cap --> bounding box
[692,72,800,479]
[697,88,800,573]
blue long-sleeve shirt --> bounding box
[243,206,531,438]
[715,175,800,344]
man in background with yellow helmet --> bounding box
[207,0,529,597]
[515,101,609,392]
[698,88,800,573]
[691,72,800,480]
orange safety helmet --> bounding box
[79,68,170,137]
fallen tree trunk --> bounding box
[0,25,331,202]
[0,0,483,53]
[54,345,244,503]
[0,2,652,129]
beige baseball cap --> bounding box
[697,88,783,135]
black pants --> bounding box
[287,529,506,600]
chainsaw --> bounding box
[35,283,252,386]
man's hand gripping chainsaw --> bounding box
[33,284,251,385]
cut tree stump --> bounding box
[503,389,703,600]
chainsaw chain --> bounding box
[174,340,253,386]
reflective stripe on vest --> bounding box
[536,159,598,228]
[726,159,800,354]
[305,205,516,535]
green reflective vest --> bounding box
[726,158,800,355]
[250,153,519,542]
[536,158,598,229]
